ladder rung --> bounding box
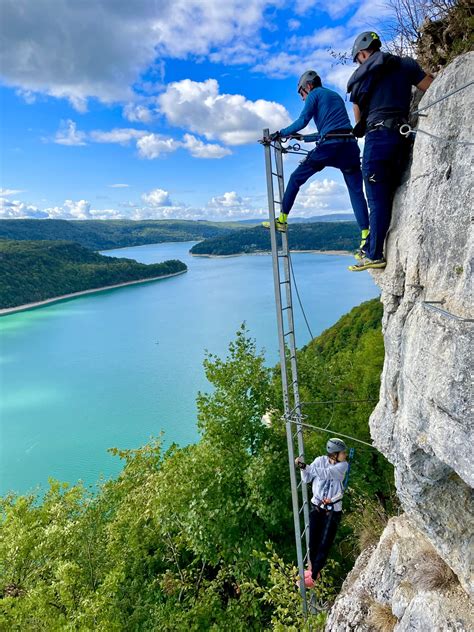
[284,330,294,337]
[282,306,291,311]
[271,172,283,177]
[299,501,307,514]
[278,253,288,258]
[280,279,290,285]
[300,530,306,540]
[297,480,302,490]
[273,200,281,204]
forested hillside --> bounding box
[190,222,360,255]
[0,298,391,630]
[0,219,235,250]
[0,240,186,309]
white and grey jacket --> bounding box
[300,455,348,511]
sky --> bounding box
[0,0,393,222]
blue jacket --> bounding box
[280,87,352,139]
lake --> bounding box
[0,242,378,497]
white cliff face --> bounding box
[326,515,474,631]
[327,52,473,629]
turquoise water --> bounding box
[0,242,378,497]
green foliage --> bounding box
[0,219,238,250]
[0,240,186,308]
[0,299,393,629]
[190,222,360,256]
[244,544,338,631]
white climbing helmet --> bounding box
[326,438,347,453]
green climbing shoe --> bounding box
[354,249,366,261]
[359,229,370,250]
[348,257,386,272]
[262,218,288,232]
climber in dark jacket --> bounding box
[347,32,433,272]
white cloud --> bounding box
[326,65,355,92]
[108,183,130,188]
[89,128,147,145]
[122,103,155,124]
[349,1,392,27]
[0,188,25,196]
[0,197,48,219]
[159,78,290,145]
[287,19,301,31]
[46,199,93,220]
[0,189,267,222]
[50,120,231,160]
[141,188,172,207]
[54,120,87,146]
[208,191,245,208]
[136,134,179,159]
[292,177,353,215]
[182,134,232,159]
[0,0,280,107]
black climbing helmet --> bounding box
[326,438,347,454]
[351,31,381,61]
[297,70,319,95]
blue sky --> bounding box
[0,0,392,221]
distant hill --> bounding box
[190,222,359,256]
[0,240,187,309]
[237,213,354,225]
[0,219,237,251]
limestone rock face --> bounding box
[326,516,474,631]
[327,52,473,629]
[368,50,473,597]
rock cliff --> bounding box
[327,51,473,630]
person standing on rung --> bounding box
[295,438,348,587]
[263,70,370,258]
[346,31,433,272]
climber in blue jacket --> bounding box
[263,70,370,256]
[346,31,433,271]
[296,438,349,587]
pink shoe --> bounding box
[304,569,315,588]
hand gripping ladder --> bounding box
[262,128,312,616]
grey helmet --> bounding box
[326,438,347,454]
[297,70,319,94]
[351,31,381,61]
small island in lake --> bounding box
[0,240,187,311]
[190,222,360,256]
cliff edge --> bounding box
[327,51,473,630]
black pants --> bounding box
[309,505,342,580]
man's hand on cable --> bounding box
[295,457,306,469]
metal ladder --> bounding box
[262,128,312,617]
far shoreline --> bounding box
[191,249,352,258]
[0,270,187,317]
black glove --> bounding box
[295,458,306,470]
[269,131,281,141]
[352,120,366,138]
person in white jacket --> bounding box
[295,438,348,587]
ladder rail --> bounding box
[262,128,310,617]
[273,144,311,553]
